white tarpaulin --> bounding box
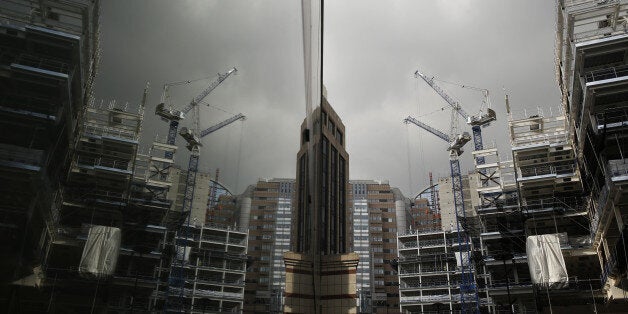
[176,246,191,263]
[526,234,568,288]
[454,251,471,268]
[79,226,121,278]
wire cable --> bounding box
[234,121,244,194]
[200,100,236,115]
[164,74,220,87]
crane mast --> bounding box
[404,114,480,313]
[155,67,237,158]
[429,172,439,214]
[414,70,496,165]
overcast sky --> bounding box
[94,0,561,196]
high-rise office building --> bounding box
[243,178,295,313]
[284,97,359,313]
[349,180,403,314]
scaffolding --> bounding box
[506,101,605,310]
[397,230,491,313]
[157,224,248,313]
[556,0,628,302]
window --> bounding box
[335,129,343,145]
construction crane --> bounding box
[166,112,246,312]
[155,67,237,158]
[414,70,496,164]
[404,114,480,313]
[178,113,246,217]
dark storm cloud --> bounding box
[94,0,560,196]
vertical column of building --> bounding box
[557,0,628,303]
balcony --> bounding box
[400,294,452,304]
[584,64,628,84]
[399,266,454,276]
[594,108,628,132]
[400,280,457,290]
[483,254,527,266]
[608,159,628,183]
[521,197,584,215]
[487,280,534,294]
[75,156,132,175]
[0,144,43,172]
[82,123,139,143]
[10,53,71,79]
[518,164,577,182]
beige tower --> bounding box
[284,98,359,313]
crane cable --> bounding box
[164,74,221,87]
[417,84,427,189]
[200,100,236,115]
[405,125,414,195]
[432,76,491,114]
[235,121,244,194]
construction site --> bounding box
[1,0,628,313]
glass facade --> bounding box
[352,183,372,313]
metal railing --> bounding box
[0,145,43,167]
[519,163,576,179]
[521,196,584,213]
[608,158,628,179]
[585,64,628,83]
[12,52,70,75]
[595,108,628,130]
[400,280,458,289]
[399,266,453,274]
[75,155,131,172]
[82,123,138,141]
[512,132,570,148]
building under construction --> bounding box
[0,1,189,312]
[557,0,628,304]
[397,228,490,313]
[162,223,248,313]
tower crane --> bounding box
[178,113,246,217]
[166,112,246,312]
[414,70,496,165]
[404,114,480,313]
[155,67,237,158]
